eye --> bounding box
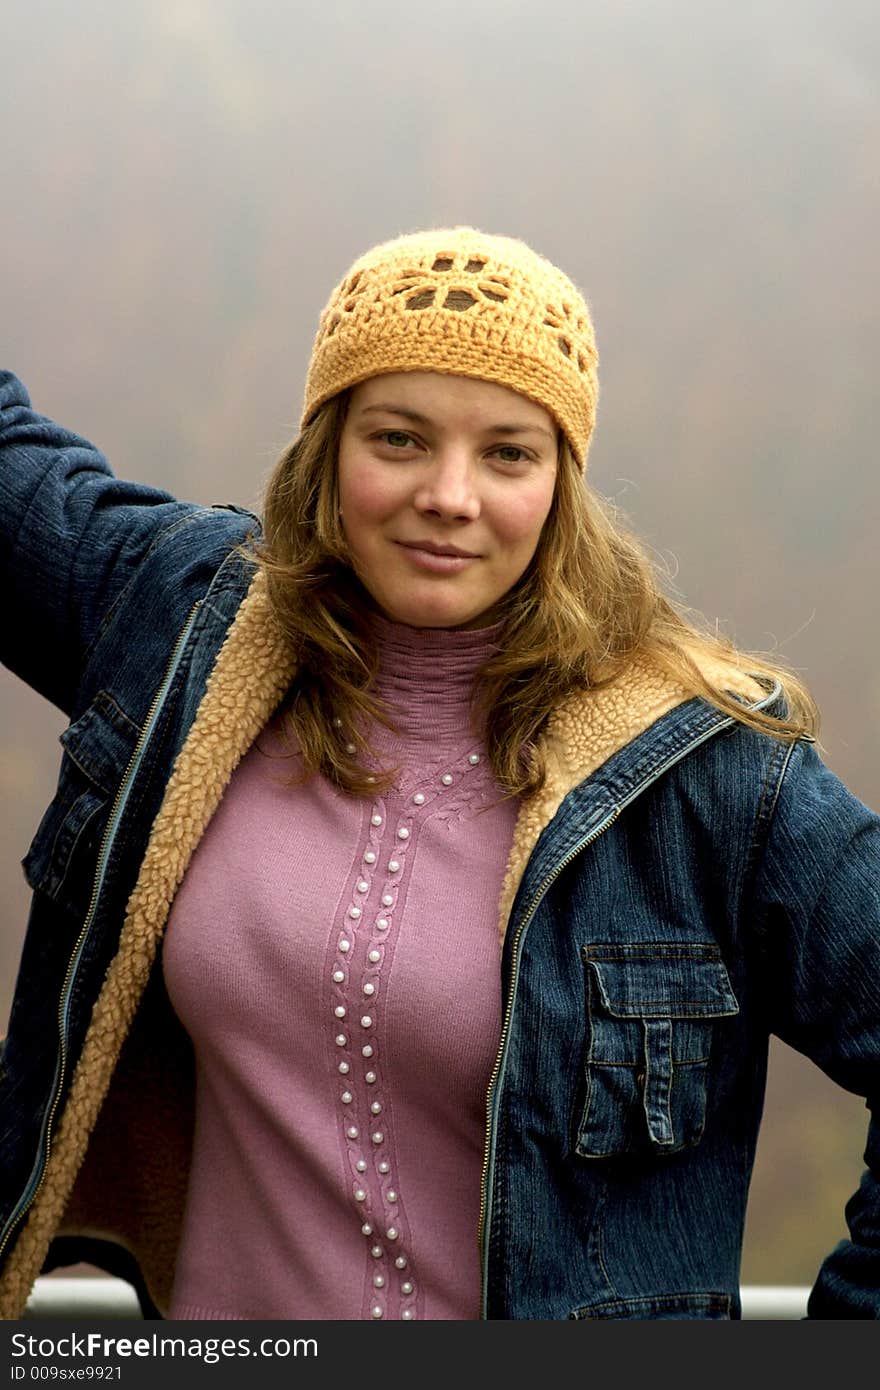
[491,445,532,465]
[377,429,418,449]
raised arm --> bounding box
[0,371,195,713]
[752,737,880,1318]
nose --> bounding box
[412,450,481,522]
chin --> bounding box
[379,598,488,631]
[390,611,469,630]
[404,610,498,632]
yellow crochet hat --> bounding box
[301,226,599,470]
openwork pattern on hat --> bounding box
[543,299,596,377]
[391,252,511,314]
[303,225,599,470]
[318,249,595,381]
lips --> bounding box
[395,540,480,574]
[397,540,479,559]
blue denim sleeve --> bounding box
[0,370,197,712]
[753,736,880,1317]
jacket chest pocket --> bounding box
[22,691,141,915]
[575,943,738,1159]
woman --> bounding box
[1,226,878,1320]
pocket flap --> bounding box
[22,692,141,903]
[59,690,141,794]
[582,944,739,1019]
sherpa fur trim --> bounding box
[0,569,296,1319]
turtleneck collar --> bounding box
[368,612,503,746]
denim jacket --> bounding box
[1,370,880,1320]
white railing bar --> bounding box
[22,1277,811,1320]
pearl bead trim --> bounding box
[327,751,487,1319]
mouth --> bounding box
[395,540,480,574]
[397,540,480,559]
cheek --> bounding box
[492,486,555,556]
[338,466,395,533]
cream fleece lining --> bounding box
[0,570,295,1318]
[0,571,762,1318]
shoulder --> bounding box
[121,500,261,576]
[542,652,777,805]
[761,735,880,876]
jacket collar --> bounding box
[495,654,766,948]
[502,680,779,961]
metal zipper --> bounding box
[0,600,202,1263]
[477,807,619,1317]
[477,712,740,1318]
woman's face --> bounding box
[336,371,559,630]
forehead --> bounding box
[349,371,555,431]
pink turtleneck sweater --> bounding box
[161,617,518,1321]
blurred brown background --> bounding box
[1,0,878,1288]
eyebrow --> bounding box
[357,402,556,443]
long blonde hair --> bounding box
[256,389,818,798]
